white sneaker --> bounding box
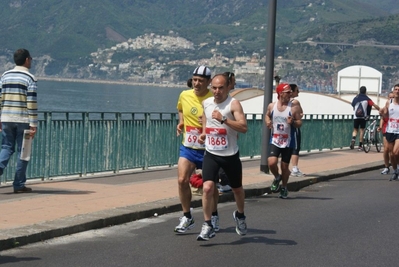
[174,216,195,233]
[196,223,215,241]
[211,215,220,232]
[291,170,305,177]
[232,210,247,236]
[218,184,232,192]
[381,167,390,175]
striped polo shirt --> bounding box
[0,66,38,127]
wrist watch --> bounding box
[221,115,227,124]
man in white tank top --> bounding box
[380,84,399,181]
[289,83,304,177]
[265,83,303,199]
[196,74,248,241]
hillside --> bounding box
[276,13,399,90]
[0,0,397,85]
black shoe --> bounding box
[350,139,355,149]
[14,186,32,193]
[389,173,398,181]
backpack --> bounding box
[355,102,365,118]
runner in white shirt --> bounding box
[380,84,399,181]
[196,74,248,241]
[265,83,303,198]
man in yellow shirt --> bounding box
[175,66,213,233]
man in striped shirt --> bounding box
[0,48,38,193]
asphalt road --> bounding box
[0,170,398,267]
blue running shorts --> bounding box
[179,145,205,169]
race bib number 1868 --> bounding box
[205,127,228,150]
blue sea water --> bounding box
[38,80,185,113]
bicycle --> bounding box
[363,116,382,153]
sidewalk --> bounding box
[0,148,384,251]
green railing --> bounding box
[0,112,355,184]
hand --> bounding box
[30,127,37,139]
[287,116,294,125]
[176,123,183,136]
[198,133,206,145]
[266,120,273,129]
[211,110,222,122]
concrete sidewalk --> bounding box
[0,148,384,251]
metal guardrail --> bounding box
[0,112,355,184]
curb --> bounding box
[0,161,383,251]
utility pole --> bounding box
[260,0,277,173]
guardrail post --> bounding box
[114,112,121,173]
[330,115,334,150]
[144,113,150,170]
[81,112,89,177]
[44,112,52,180]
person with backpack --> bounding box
[350,86,380,151]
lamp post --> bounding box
[260,0,277,173]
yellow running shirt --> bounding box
[177,89,213,149]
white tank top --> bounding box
[386,99,399,134]
[203,95,239,156]
[271,101,292,148]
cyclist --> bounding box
[351,86,380,151]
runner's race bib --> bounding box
[184,126,205,148]
[205,127,228,150]
[272,133,289,148]
[387,118,399,134]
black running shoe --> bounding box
[389,173,398,181]
[350,139,355,149]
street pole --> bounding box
[260,0,277,173]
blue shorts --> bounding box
[179,145,205,169]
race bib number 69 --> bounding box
[184,126,205,148]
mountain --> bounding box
[0,0,397,84]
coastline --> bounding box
[37,76,186,88]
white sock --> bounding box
[292,166,298,172]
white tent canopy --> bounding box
[336,65,382,95]
[233,90,385,116]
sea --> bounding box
[38,80,185,113]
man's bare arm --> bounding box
[265,103,273,129]
[379,100,390,117]
[225,100,247,133]
[176,110,184,136]
[198,110,207,144]
[291,105,303,128]
[292,99,304,118]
